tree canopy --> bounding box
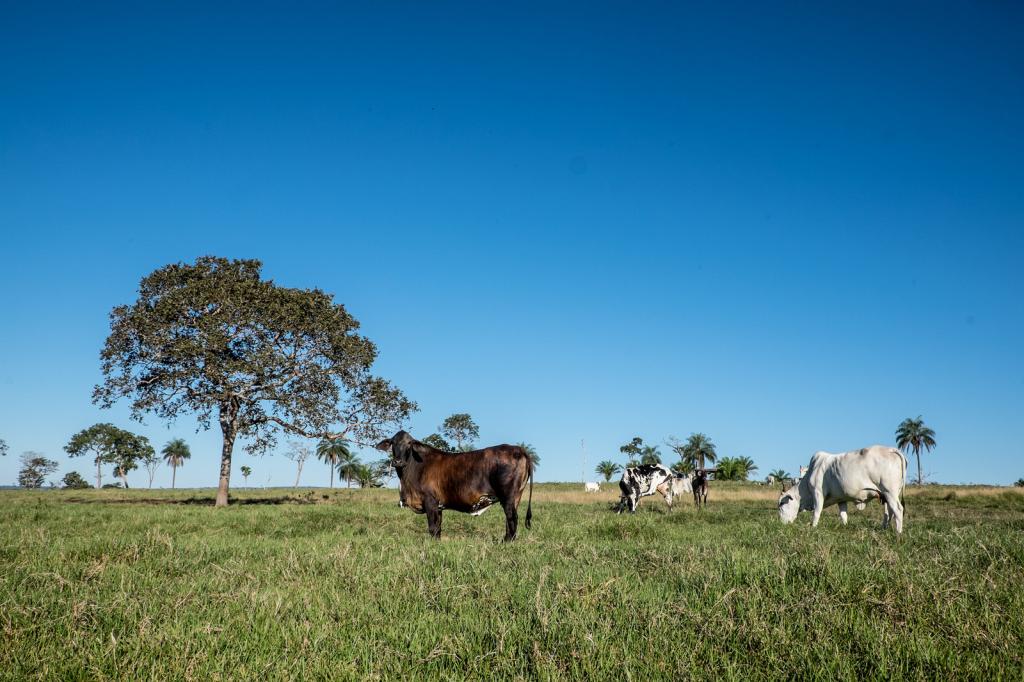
[716,456,758,481]
[440,413,479,451]
[669,433,718,471]
[93,257,416,506]
[65,423,154,489]
[18,452,58,489]
[61,471,92,489]
[422,434,453,452]
[619,437,644,466]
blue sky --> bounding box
[1,1,1022,488]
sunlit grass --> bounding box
[2,484,1022,679]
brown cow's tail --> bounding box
[525,458,534,530]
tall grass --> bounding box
[1,484,1022,680]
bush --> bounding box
[61,472,92,489]
[1015,478,1024,488]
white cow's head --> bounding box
[778,476,814,523]
[777,487,800,523]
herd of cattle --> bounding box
[375,433,908,540]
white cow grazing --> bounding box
[584,482,601,493]
[778,445,906,533]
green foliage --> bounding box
[2,486,1023,678]
[669,433,718,471]
[0,437,7,457]
[422,434,452,451]
[768,468,790,481]
[92,256,416,506]
[162,439,191,467]
[65,423,154,488]
[17,452,58,489]
[351,461,388,488]
[594,460,622,482]
[716,456,759,481]
[619,437,644,466]
[516,443,540,468]
[1015,479,1024,488]
[240,465,252,485]
[316,438,353,488]
[671,459,694,475]
[639,445,662,466]
[896,416,937,486]
[440,413,479,450]
[61,471,92,489]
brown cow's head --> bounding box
[378,430,422,468]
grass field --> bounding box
[2,483,1023,680]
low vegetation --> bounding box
[2,483,1022,679]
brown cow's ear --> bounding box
[409,443,424,463]
[375,438,393,452]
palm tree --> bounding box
[640,445,662,465]
[517,443,541,468]
[768,468,790,482]
[336,451,362,488]
[595,460,622,482]
[896,416,936,486]
[352,462,387,488]
[682,433,717,471]
[240,465,252,487]
[161,438,190,489]
[316,438,353,489]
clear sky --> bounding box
[1,1,1022,488]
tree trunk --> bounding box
[294,461,304,488]
[215,399,239,508]
[916,450,922,486]
[172,464,177,489]
[330,460,335,489]
[95,458,102,489]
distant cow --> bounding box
[691,468,716,508]
[376,431,534,541]
[778,445,906,533]
[584,482,601,493]
[616,464,691,513]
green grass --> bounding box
[2,484,1023,680]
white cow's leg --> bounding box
[887,494,904,534]
[838,502,848,526]
[811,492,825,528]
[881,499,891,529]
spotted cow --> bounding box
[616,464,691,513]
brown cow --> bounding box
[692,468,716,508]
[376,431,534,541]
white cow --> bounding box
[778,445,906,533]
[584,482,601,493]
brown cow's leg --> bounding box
[424,500,442,539]
[502,501,518,542]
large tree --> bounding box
[0,438,8,457]
[18,452,58,489]
[895,416,936,486]
[162,438,191,489]
[93,257,417,507]
[440,413,479,451]
[65,423,153,489]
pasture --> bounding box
[2,483,1023,680]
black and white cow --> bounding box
[616,464,691,513]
